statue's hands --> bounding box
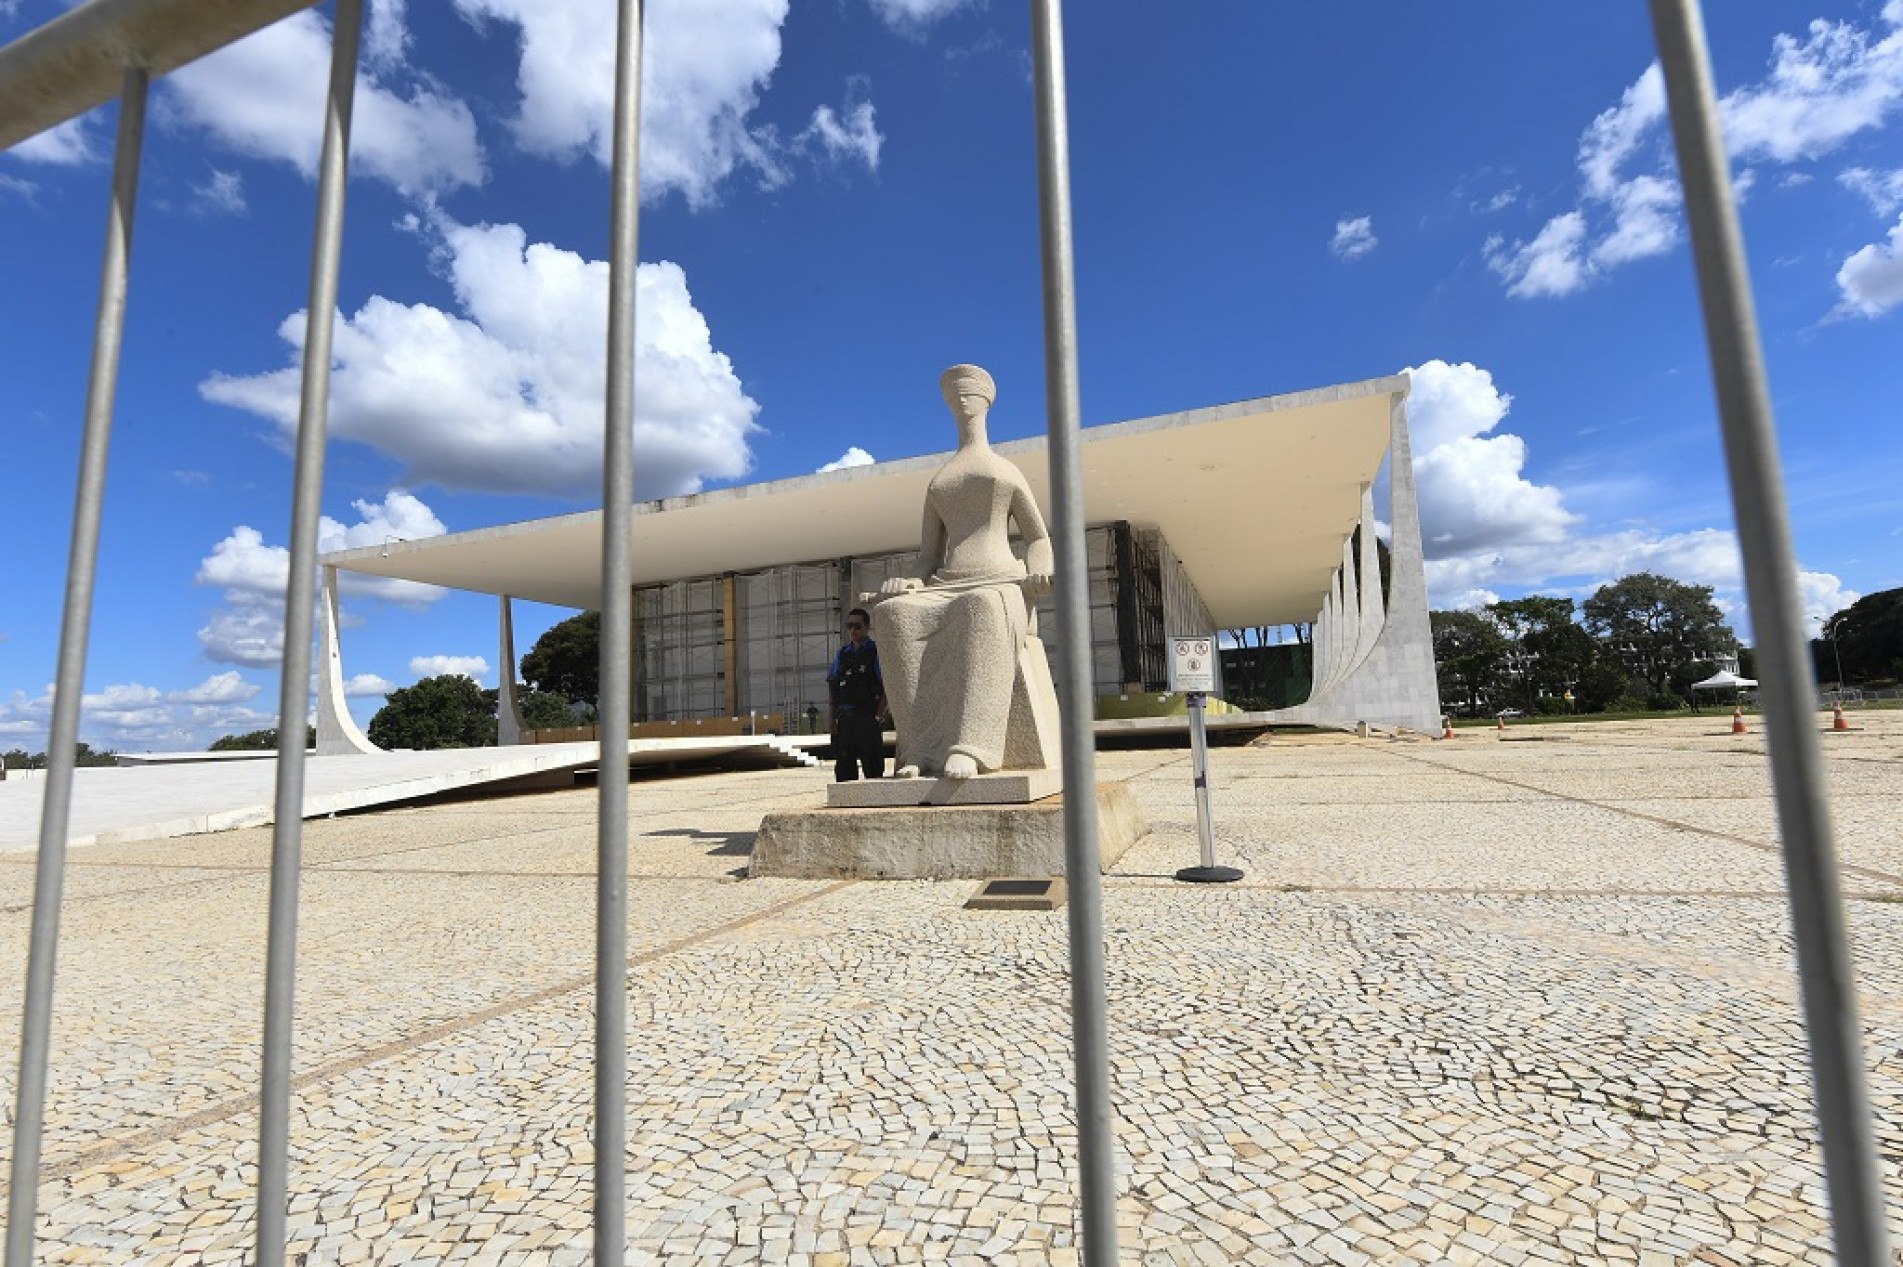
[879,577,924,596]
[1023,571,1054,599]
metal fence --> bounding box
[0,1,1890,1264]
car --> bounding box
[1496,708,1525,719]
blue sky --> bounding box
[3,0,1901,751]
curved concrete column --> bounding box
[315,566,380,755]
[1267,390,1442,732]
[497,594,526,747]
[1352,483,1385,665]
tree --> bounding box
[1489,595,1596,710]
[1430,610,1510,715]
[368,675,498,750]
[209,726,315,752]
[1822,587,1903,685]
[514,688,580,730]
[1582,573,1733,701]
[520,611,601,717]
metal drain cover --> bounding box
[965,876,1066,911]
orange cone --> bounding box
[1497,713,1507,731]
[1442,716,1455,740]
[1731,705,1747,735]
[1833,703,1849,731]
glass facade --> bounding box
[619,524,1214,722]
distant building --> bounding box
[317,375,1441,751]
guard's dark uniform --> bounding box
[827,638,885,781]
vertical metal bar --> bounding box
[5,66,147,1267]
[1027,2,1118,1261]
[254,1,362,1260]
[1189,698,1215,870]
[1647,4,1892,1263]
[596,0,643,1258]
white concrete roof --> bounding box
[323,376,1407,628]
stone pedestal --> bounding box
[826,768,1061,808]
[751,782,1149,880]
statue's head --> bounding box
[940,364,996,426]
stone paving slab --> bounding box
[3,717,1902,1263]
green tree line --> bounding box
[1435,575,1903,717]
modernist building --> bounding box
[315,375,1441,751]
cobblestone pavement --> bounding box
[3,715,1902,1264]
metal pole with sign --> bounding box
[1169,636,1242,884]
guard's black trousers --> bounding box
[833,709,885,781]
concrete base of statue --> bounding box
[751,781,1149,880]
[825,767,1061,808]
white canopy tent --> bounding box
[1691,669,1758,691]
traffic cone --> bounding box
[1731,705,1747,735]
[1833,703,1849,731]
[1496,713,1507,731]
[1442,716,1455,740]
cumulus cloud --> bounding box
[1403,360,1857,638]
[1329,216,1377,261]
[449,0,878,206]
[1834,213,1903,316]
[343,673,398,697]
[194,492,449,667]
[0,675,276,752]
[1402,362,1577,559]
[817,446,876,473]
[410,655,489,682]
[865,0,975,34]
[161,7,483,195]
[203,215,761,499]
[1489,5,1903,299]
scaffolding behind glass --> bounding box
[634,579,725,721]
[735,562,841,726]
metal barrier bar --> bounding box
[1027,2,1119,1261]
[594,0,644,1257]
[1647,3,1893,1263]
[254,1,362,1259]
[4,66,148,1267]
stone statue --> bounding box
[865,364,1063,780]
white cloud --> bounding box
[1398,361,1855,638]
[409,655,489,682]
[817,446,876,473]
[1490,5,1903,300]
[194,493,449,667]
[203,216,761,499]
[449,0,876,206]
[1842,165,1903,214]
[1329,216,1377,261]
[1401,364,1860,641]
[0,676,275,752]
[0,173,37,201]
[167,672,262,705]
[196,605,287,668]
[1834,213,1903,317]
[343,673,397,697]
[1403,361,1577,558]
[161,8,483,195]
[800,98,884,172]
[1722,13,1903,164]
[8,116,99,166]
[865,0,974,33]
[192,169,247,214]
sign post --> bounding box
[1168,635,1242,884]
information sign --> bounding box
[1168,635,1216,694]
